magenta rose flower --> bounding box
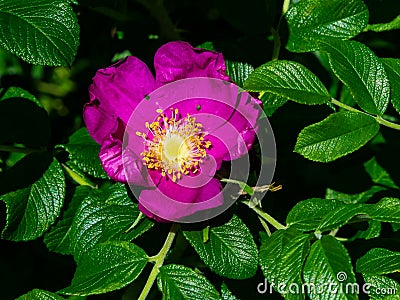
[84,41,261,222]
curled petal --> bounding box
[84,56,156,144]
[138,178,223,222]
[154,41,230,85]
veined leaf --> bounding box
[225,61,254,88]
[295,111,379,162]
[364,157,399,189]
[221,283,238,300]
[59,241,148,296]
[259,228,310,300]
[286,0,368,52]
[381,58,400,115]
[16,289,64,300]
[1,159,65,241]
[183,214,258,279]
[303,236,357,300]
[356,248,400,275]
[244,60,330,105]
[320,40,390,115]
[0,0,79,66]
[157,264,220,300]
[362,274,400,299]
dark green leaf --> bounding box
[356,248,400,275]
[244,60,330,105]
[260,93,288,116]
[16,289,64,300]
[44,186,91,255]
[381,58,400,115]
[362,274,400,299]
[286,198,346,231]
[294,111,380,162]
[157,264,220,300]
[57,128,108,179]
[0,0,79,66]
[59,241,148,296]
[183,214,258,279]
[60,183,153,260]
[364,157,399,189]
[225,61,254,88]
[367,198,400,223]
[286,0,368,52]
[320,40,390,115]
[350,220,381,241]
[303,236,357,300]
[325,186,386,204]
[1,159,65,241]
[259,228,310,299]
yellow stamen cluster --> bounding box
[136,108,211,182]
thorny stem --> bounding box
[138,223,180,300]
[241,200,286,230]
[271,0,291,60]
[330,98,400,130]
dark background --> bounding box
[0,0,399,299]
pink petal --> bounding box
[84,56,156,144]
[138,178,223,222]
[154,41,230,85]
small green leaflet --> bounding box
[16,289,64,300]
[303,236,357,300]
[362,274,400,299]
[356,248,400,275]
[319,40,390,115]
[285,0,369,52]
[157,264,220,300]
[244,60,330,105]
[59,241,148,296]
[0,0,79,66]
[221,283,238,300]
[295,111,380,162]
[364,157,399,189]
[1,159,65,241]
[183,214,258,279]
[225,61,254,88]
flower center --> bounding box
[136,108,211,182]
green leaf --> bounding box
[325,186,386,204]
[225,61,254,88]
[221,283,238,300]
[362,274,400,299]
[1,159,65,241]
[59,241,148,296]
[16,289,65,300]
[364,157,399,189]
[294,111,380,162]
[286,198,345,231]
[350,220,381,241]
[183,214,258,279]
[44,186,91,255]
[366,15,400,32]
[57,128,108,179]
[356,248,400,275]
[0,87,50,148]
[303,236,357,300]
[55,183,153,260]
[285,0,368,52]
[157,264,220,300]
[0,0,79,66]
[260,93,288,116]
[244,60,330,105]
[381,58,400,115]
[320,40,390,115]
[317,198,400,231]
[259,228,310,299]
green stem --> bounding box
[271,0,291,60]
[61,163,96,188]
[138,223,180,300]
[241,200,286,230]
[0,145,44,154]
[330,98,400,130]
